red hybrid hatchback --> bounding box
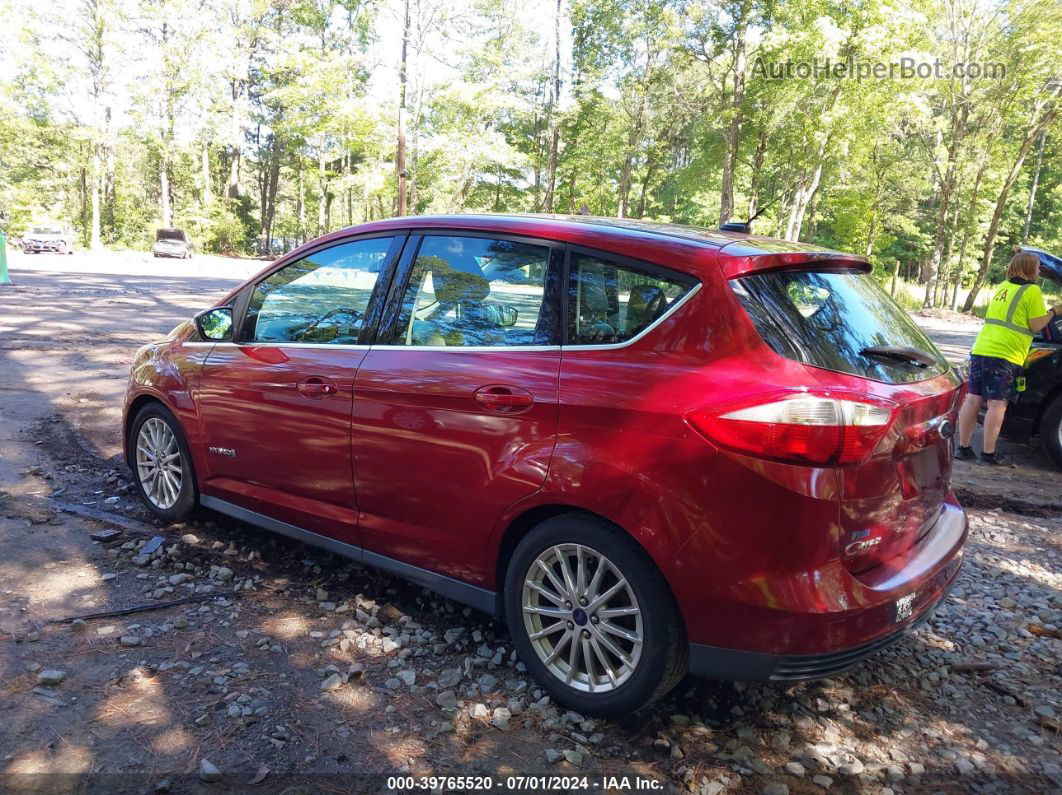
[124,215,967,716]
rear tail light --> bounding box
[687,391,897,466]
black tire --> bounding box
[128,402,198,522]
[1040,396,1062,469]
[504,513,687,718]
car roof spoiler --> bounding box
[1022,246,1062,285]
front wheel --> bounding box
[129,403,198,522]
[504,513,687,718]
[1041,397,1062,469]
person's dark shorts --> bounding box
[968,354,1021,401]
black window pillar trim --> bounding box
[375,233,425,345]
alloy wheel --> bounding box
[135,417,183,510]
[522,543,643,693]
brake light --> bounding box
[687,391,897,466]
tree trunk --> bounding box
[265,154,280,253]
[746,123,768,219]
[864,209,878,258]
[636,157,658,218]
[201,140,212,206]
[719,7,748,226]
[890,259,900,297]
[318,153,328,236]
[782,77,843,241]
[934,197,961,306]
[228,145,241,199]
[617,101,646,219]
[90,146,102,250]
[543,0,562,213]
[297,163,305,245]
[784,158,825,241]
[104,106,115,239]
[227,75,244,198]
[951,157,987,310]
[963,102,1059,312]
[396,0,410,216]
[923,132,963,307]
[160,154,172,227]
[1021,129,1047,244]
[803,189,820,241]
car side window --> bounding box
[393,235,554,347]
[242,237,395,344]
[568,253,695,345]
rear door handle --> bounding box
[297,377,339,398]
[474,385,534,414]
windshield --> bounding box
[31,227,61,235]
[156,229,187,242]
[730,268,950,384]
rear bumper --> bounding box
[688,551,961,681]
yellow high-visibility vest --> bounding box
[971,280,1046,366]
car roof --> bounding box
[250,213,870,294]
[346,213,842,254]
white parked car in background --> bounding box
[153,228,195,259]
[22,224,74,254]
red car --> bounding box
[123,215,967,716]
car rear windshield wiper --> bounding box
[860,345,936,368]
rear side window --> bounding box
[568,253,695,345]
[393,235,556,347]
[730,269,950,384]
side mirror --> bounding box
[195,307,233,341]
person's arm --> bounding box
[1029,303,1062,333]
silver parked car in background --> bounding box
[23,224,74,254]
[153,228,194,259]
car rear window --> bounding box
[729,268,950,384]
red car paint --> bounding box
[124,214,966,678]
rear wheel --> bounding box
[504,513,687,717]
[1040,396,1062,469]
[129,403,198,522]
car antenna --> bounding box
[720,193,782,234]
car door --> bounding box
[352,232,563,585]
[195,233,405,542]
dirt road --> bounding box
[1,250,1059,793]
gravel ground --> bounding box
[0,252,1060,793]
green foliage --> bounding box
[0,0,1060,300]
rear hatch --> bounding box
[728,262,963,574]
[1023,246,1062,285]
[155,228,188,246]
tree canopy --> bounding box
[2,0,1061,308]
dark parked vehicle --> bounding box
[153,228,195,259]
[998,247,1062,467]
[23,224,74,254]
[123,215,967,716]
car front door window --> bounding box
[242,236,396,344]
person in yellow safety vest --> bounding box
[956,251,1062,464]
